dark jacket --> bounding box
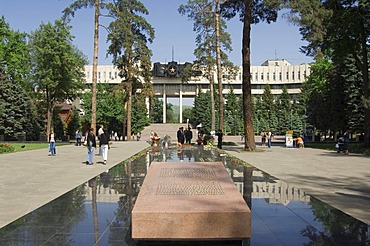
[99,131,110,145]
[87,132,96,148]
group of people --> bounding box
[48,125,111,165]
[86,124,110,165]
[177,127,193,146]
[260,129,305,148]
[260,129,273,148]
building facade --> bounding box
[83,59,311,123]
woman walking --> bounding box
[48,130,56,156]
[86,128,96,165]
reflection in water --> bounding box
[0,146,368,245]
[88,177,99,246]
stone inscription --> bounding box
[156,182,224,196]
[159,168,216,179]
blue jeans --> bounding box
[87,147,95,164]
[49,142,56,155]
[267,138,272,148]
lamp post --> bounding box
[290,110,293,131]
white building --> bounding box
[83,59,311,122]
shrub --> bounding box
[0,143,15,154]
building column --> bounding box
[179,84,183,123]
[163,85,167,123]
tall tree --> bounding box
[225,85,243,135]
[0,66,40,140]
[221,0,281,151]
[106,0,154,141]
[286,0,370,148]
[62,0,106,132]
[179,0,234,133]
[0,17,31,92]
[29,20,88,140]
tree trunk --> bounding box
[91,0,99,132]
[242,0,256,151]
[209,66,215,132]
[46,86,52,142]
[206,27,215,132]
[126,54,133,141]
[127,83,132,141]
[122,100,127,141]
[215,0,224,132]
[361,23,369,149]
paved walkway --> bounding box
[0,137,369,230]
[223,137,370,225]
[0,140,149,229]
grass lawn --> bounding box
[11,143,50,152]
[305,142,370,155]
[0,142,70,154]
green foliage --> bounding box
[131,94,150,134]
[225,85,243,135]
[0,17,31,91]
[151,98,163,123]
[0,143,15,154]
[106,0,154,82]
[29,20,87,100]
[82,84,124,133]
[66,107,81,138]
[106,0,154,139]
[182,107,193,124]
[192,91,218,132]
[52,108,64,141]
[179,0,233,68]
[150,98,175,123]
[286,0,370,148]
[0,67,41,140]
[29,19,87,138]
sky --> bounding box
[0,0,314,67]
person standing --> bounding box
[260,129,266,147]
[100,129,110,165]
[75,130,82,146]
[48,130,56,156]
[177,127,184,146]
[267,129,273,148]
[343,131,350,155]
[98,124,104,156]
[185,127,193,144]
[86,128,96,165]
[216,129,223,149]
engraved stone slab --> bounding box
[132,162,251,240]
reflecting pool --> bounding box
[0,146,368,245]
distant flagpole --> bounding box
[172,46,174,61]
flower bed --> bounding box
[0,143,15,154]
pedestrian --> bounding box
[75,130,82,146]
[86,128,96,165]
[296,136,304,148]
[260,129,266,147]
[48,130,56,156]
[185,127,193,144]
[137,132,141,141]
[267,129,273,148]
[343,131,349,155]
[100,129,110,165]
[98,124,104,156]
[216,129,223,149]
[177,127,184,146]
